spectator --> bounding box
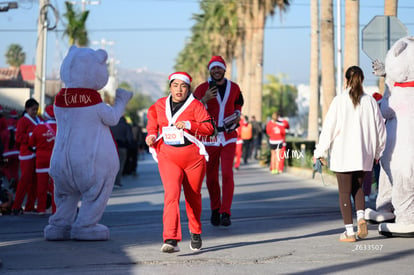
[110,115,133,187]
[240,115,253,164]
[2,110,20,192]
[250,115,263,160]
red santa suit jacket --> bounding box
[266,119,290,145]
[2,118,19,159]
[146,93,214,159]
[15,113,43,160]
[193,79,243,146]
[29,120,57,172]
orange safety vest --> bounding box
[240,123,252,140]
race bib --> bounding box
[162,126,184,145]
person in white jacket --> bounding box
[314,66,387,242]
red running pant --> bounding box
[36,172,56,213]
[157,143,206,242]
[234,142,242,169]
[2,155,19,183]
[12,158,37,211]
[205,143,236,215]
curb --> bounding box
[285,166,338,187]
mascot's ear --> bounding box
[393,40,408,57]
[95,49,108,64]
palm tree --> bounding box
[307,0,320,142]
[62,1,89,46]
[238,0,290,122]
[343,0,359,72]
[175,0,239,86]
[175,0,290,122]
[320,0,335,121]
[5,44,26,68]
[262,74,298,119]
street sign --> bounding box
[362,15,408,62]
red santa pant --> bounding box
[206,143,236,215]
[278,146,286,172]
[12,157,37,211]
[35,172,56,213]
[157,143,206,242]
[2,155,19,183]
[234,141,243,169]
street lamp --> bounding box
[0,1,18,12]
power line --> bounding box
[2,21,414,33]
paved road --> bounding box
[1,155,413,274]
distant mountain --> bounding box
[117,67,168,101]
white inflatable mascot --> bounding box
[365,36,414,237]
[44,46,132,241]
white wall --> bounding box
[0,88,32,111]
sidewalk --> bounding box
[1,155,413,275]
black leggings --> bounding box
[336,171,366,225]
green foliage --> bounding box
[5,44,25,67]
[63,2,89,46]
[262,74,298,120]
[119,81,154,124]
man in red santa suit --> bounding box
[194,56,244,227]
[29,105,57,214]
[146,72,215,253]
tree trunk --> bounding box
[384,0,398,16]
[343,0,359,72]
[240,3,254,119]
[320,0,336,121]
[308,0,320,142]
[249,9,265,121]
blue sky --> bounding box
[1,0,413,86]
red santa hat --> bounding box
[372,92,383,104]
[9,109,18,118]
[44,105,55,120]
[168,72,192,85]
[208,56,226,71]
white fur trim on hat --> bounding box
[169,72,191,85]
[208,61,226,71]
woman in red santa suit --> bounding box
[11,98,43,215]
[29,105,57,214]
[266,111,290,174]
[146,72,215,253]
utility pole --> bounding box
[336,0,342,94]
[34,0,48,113]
